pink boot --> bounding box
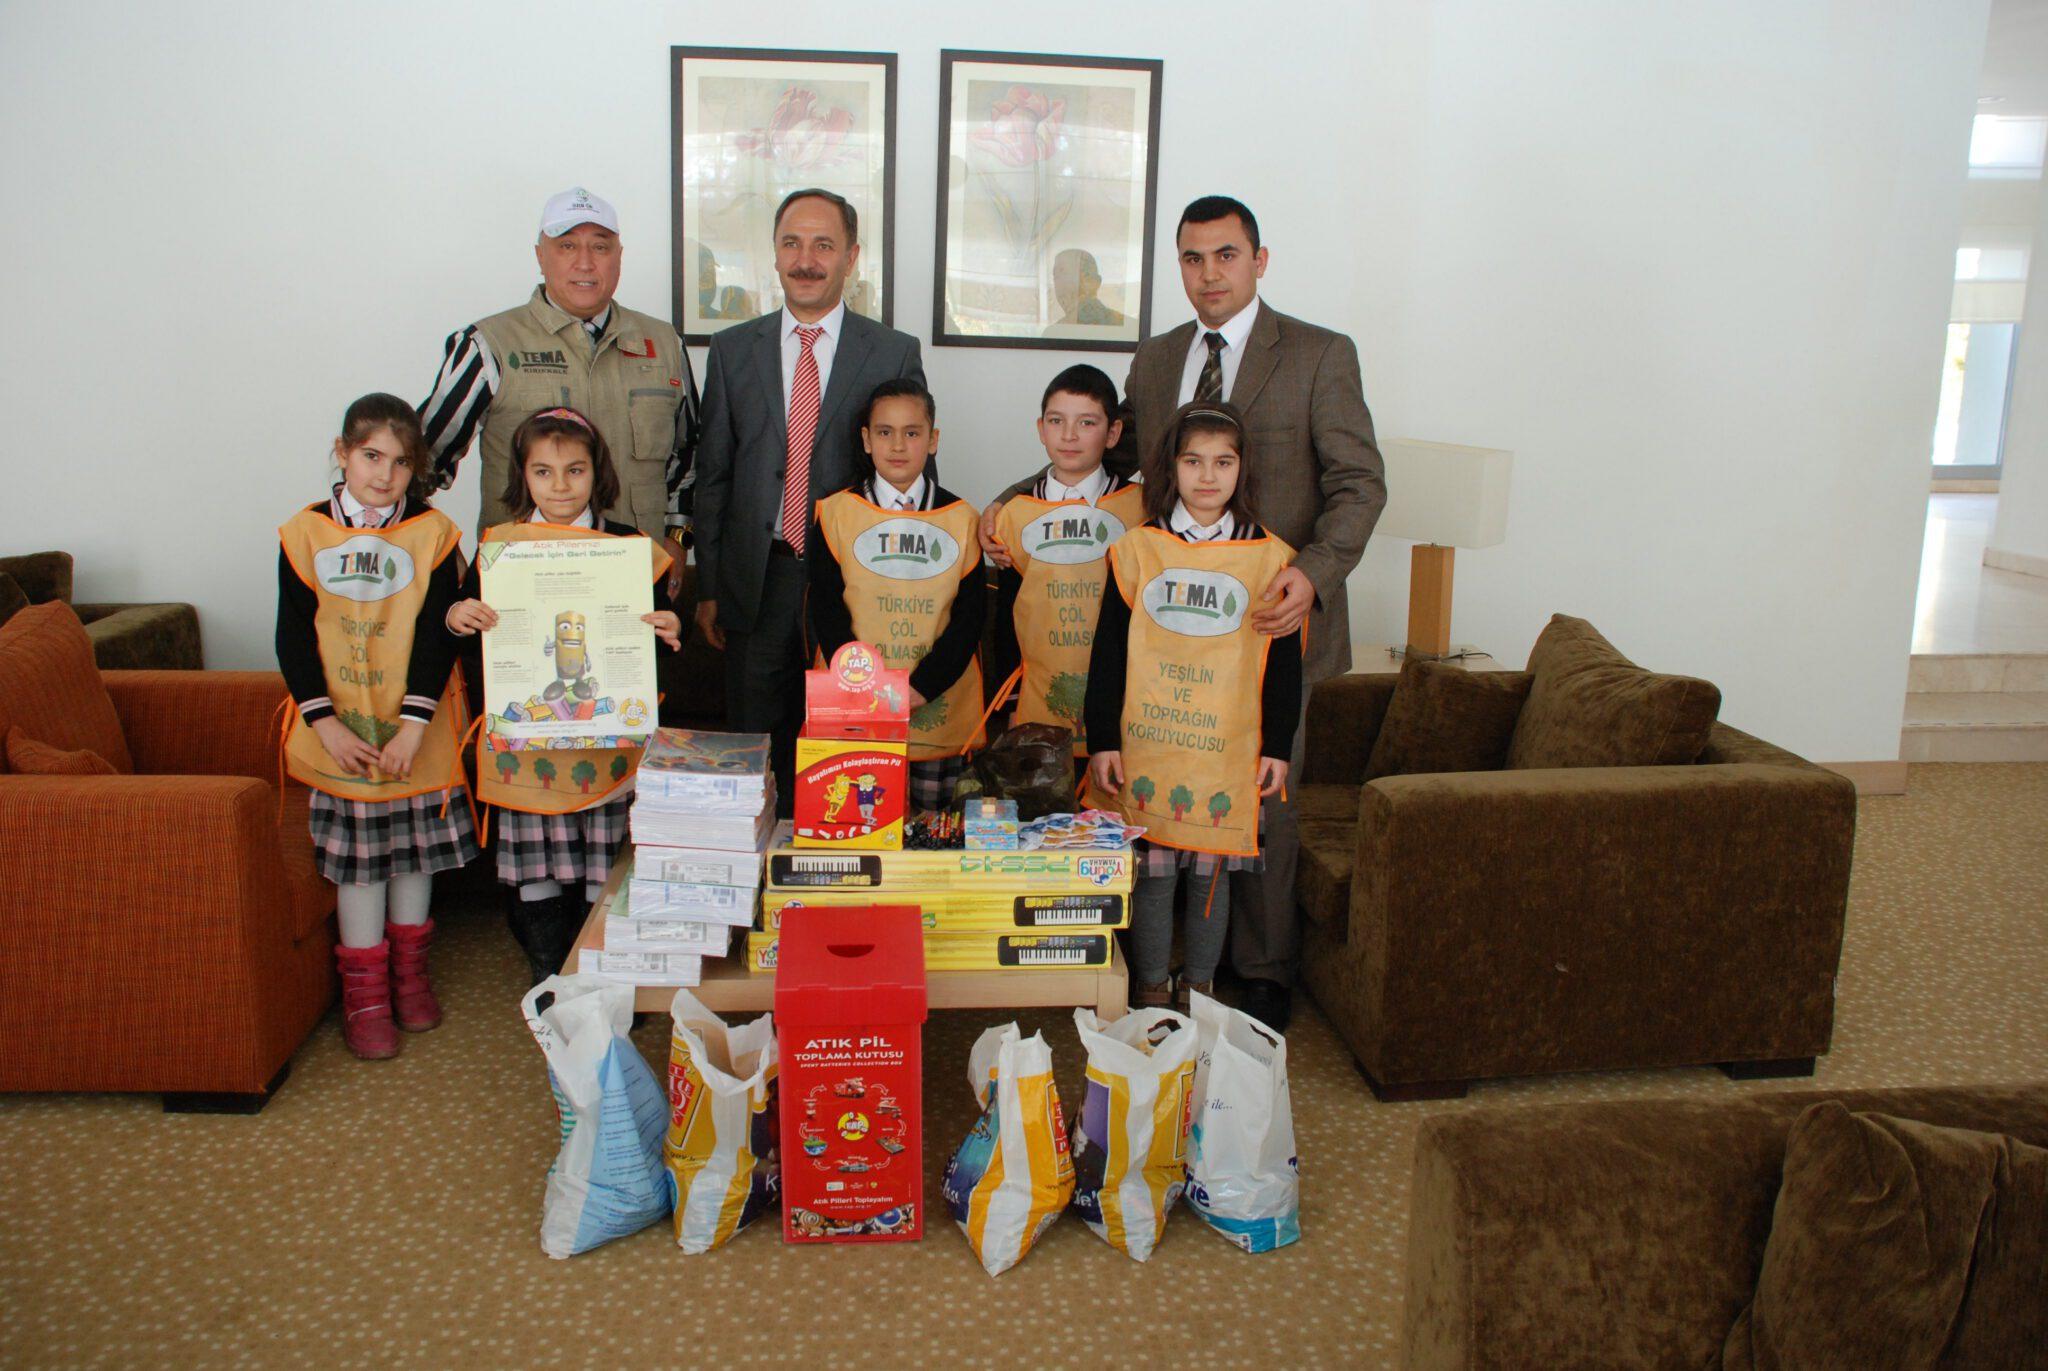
[388,920,442,1032]
[336,941,401,1059]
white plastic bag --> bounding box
[1068,1006,1198,1262]
[942,1022,1074,1276]
[522,976,675,1259]
[1184,990,1300,1252]
[663,988,780,1254]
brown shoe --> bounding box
[1175,979,1214,1015]
[1132,979,1173,1010]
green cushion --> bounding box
[1506,614,1720,769]
[1365,660,1531,779]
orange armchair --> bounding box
[0,670,336,1109]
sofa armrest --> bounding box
[77,603,203,670]
[0,775,318,1091]
[1301,672,1399,785]
[103,670,290,782]
[1405,1098,1796,1370]
[1351,761,1856,1077]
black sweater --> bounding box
[1082,522,1304,762]
[807,485,987,702]
[275,502,463,725]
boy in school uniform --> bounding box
[986,365,1147,759]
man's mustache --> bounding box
[786,267,828,281]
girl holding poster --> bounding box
[808,378,987,810]
[276,393,478,1059]
[1082,401,1303,1013]
[445,407,681,985]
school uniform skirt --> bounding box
[492,794,631,890]
[309,788,479,887]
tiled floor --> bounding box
[1912,494,2048,655]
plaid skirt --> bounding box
[909,756,969,812]
[1135,838,1263,879]
[309,787,478,886]
[493,795,630,889]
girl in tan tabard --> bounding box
[276,394,478,1058]
[445,408,682,985]
[1083,401,1304,1012]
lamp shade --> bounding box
[1374,439,1513,548]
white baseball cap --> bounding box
[539,186,619,238]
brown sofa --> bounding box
[0,604,334,1110]
[1295,658,1857,1099]
[1403,1082,2048,1369]
[1,550,202,670]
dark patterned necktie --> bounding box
[1194,330,1227,402]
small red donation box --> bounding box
[775,905,928,1243]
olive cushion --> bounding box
[1506,614,1720,769]
[1365,660,1532,779]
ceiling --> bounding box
[1981,0,2048,118]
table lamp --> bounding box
[1374,439,1513,660]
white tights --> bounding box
[337,872,434,949]
[516,878,606,904]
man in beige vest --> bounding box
[419,187,694,594]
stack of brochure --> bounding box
[579,730,775,988]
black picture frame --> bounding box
[933,49,1164,352]
[671,46,897,345]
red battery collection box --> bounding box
[776,905,927,1243]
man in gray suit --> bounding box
[982,195,1386,1029]
[692,189,925,807]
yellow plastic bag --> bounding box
[941,1022,1074,1276]
[1069,1006,1197,1261]
[663,988,779,1254]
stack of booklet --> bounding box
[576,729,776,988]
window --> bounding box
[1969,115,2047,177]
[1931,322,2018,474]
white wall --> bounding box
[1990,174,2048,566]
[0,0,1987,763]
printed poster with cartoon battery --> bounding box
[477,537,658,750]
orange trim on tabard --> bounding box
[959,664,1024,757]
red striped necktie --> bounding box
[780,324,825,552]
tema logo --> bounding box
[852,518,959,582]
[1020,507,1126,566]
[1140,568,1248,637]
[313,535,415,603]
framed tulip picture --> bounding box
[671,46,897,343]
[933,50,1163,351]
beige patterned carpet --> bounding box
[2,763,2044,1369]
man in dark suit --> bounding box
[692,189,925,807]
[983,195,1387,1029]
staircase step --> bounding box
[1900,691,2048,762]
[1907,653,2048,693]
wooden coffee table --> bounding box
[568,847,1129,1019]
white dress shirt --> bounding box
[1169,499,1236,543]
[781,301,847,416]
[1042,465,1112,505]
[1176,296,1263,405]
[867,474,929,511]
[529,506,597,529]
[336,484,399,528]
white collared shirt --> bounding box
[1176,296,1262,404]
[544,292,612,349]
[781,301,848,416]
[867,474,929,512]
[1169,499,1236,543]
[529,506,597,529]
[336,484,399,528]
[1042,465,1111,506]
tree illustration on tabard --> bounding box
[1130,775,1156,811]
[340,709,399,748]
[533,756,558,790]
[494,750,520,783]
[1044,671,1086,724]
[1208,791,1232,826]
[572,759,598,793]
[610,754,631,784]
[1168,783,1195,821]
[910,694,950,732]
